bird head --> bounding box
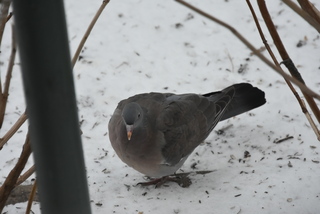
[122,102,143,141]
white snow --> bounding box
[1,0,320,213]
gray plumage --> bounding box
[108,83,266,178]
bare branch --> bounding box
[302,99,320,140]
[15,165,35,187]
[72,0,110,67]
[283,0,320,33]
[175,0,320,101]
[247,0,304,106]
[25,180,37,214]
[0,24,16,128]
[0,133,31,212]
[297,0,320,25]
[257,0,320,124]
[0,112,28,150]
[0,0,11,48]
[246,0,320,140]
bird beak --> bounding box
[126,125,133,141]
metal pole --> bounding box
[12,0,92,213]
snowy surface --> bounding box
[1,0,320,213]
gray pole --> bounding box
[12,0,92,213]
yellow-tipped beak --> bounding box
[126,125,133,141]
[127,130,132,141]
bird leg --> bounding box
[137,174,191,188]
[136,176,175,188]
[136,170,214,188]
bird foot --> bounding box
[136,170,214,188]
[136,174,191,188]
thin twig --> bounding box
[297,0,320,25]
[71,0,110,67]
[246,1,280,66]
[225,50,235,72]
[282,0,320,33]
[0,0,11,48]
[6,12,13,22]
[0,112,28,150]
[0,133,32,212]
[3,24,15,95]
[15,165,35,187]
[246,0,319,140]
[302,99,320,140]
[274,135,294,144]
[175,0,320,101]
[0,24,16,128]
[25,180,37,214]
[257,0,320,124]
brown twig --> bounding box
[302,99,320,140]
[6,12,13,22]
[246,1,320,140]
[257,0,320,124]
[25,180,37,214]
[71,0,110,67]
[297,0,320,25]
[274,135,294,144]
[0,0,11,48]
[0,112,27,150]
[175,0,320,101]
[0,133,31,212]
[0,24,16,128]
[283,0,320,33]
[15,165,35,187]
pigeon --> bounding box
[108,83,266,185]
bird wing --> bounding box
[157,89,234,166]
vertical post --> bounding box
[12,0,92,213]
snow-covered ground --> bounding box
[1,0,320,213]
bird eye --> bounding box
[137,113,141,118]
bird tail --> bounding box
[204,83,266,121]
